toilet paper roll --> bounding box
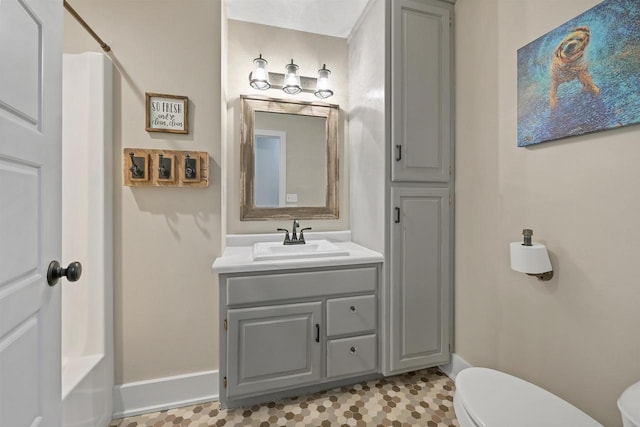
[510,242,552,274]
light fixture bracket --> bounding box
[265,72,318,94]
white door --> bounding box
[0,0,64,426]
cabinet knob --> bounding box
[350,305,356,312]
[350,346,357,354]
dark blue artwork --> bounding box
[517,0,640,147]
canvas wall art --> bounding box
[517,0,640,147]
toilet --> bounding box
[454,367,606,427]
[619,380,640,427]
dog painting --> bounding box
[517,0,640,147]
[549,26,600,109]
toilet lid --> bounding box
[455,368,603,427]
[618,380,640,425]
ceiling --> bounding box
[225,0,371,39]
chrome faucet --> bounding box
[277,219,312,245]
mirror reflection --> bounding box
[254,112,327,208]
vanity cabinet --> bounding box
[218,264,381,407]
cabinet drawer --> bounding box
[226,266,377,305]
[326,295,376,337]
[327,334,377,378]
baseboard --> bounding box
[438,353,472,381]
[112,370,219,419]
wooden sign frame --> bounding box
[145,92,189,134]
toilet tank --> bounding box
[619,381,640,427]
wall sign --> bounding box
[145,92,189,134]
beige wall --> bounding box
[226,20,349,233]
[348,0,386,255]
[64,1,222,384]
[455,0,640,425]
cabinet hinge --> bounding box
[449,17,452,27]
[449,196,453,205]
[223,376,227,388]
[449,165,452,176]
[224,319,228,331]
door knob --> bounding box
[47,260,82,286]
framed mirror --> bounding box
[241,95,339,220]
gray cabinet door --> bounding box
[390,187,450,372]
[391,0,451,183]
[226,302,322,398]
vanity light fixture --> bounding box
[314,64,333,99]
[248,54,334,99]
[282,59,302,95]
[249,54,271,90]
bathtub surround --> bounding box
[455,0,640,425]
[61,52,114,427]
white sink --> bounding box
[252,239,349,261]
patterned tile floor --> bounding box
[110,368,458,427]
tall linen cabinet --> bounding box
[349,0,455,376]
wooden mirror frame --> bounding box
[241,95,339,220]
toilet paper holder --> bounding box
[510,229,554,281]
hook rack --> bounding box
[123,148,209,187]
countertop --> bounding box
[212,232,383,275]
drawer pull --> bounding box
[350,305,356,312]
[350,346,357,354]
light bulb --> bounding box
[282,59,302,95]
[249,54,271,90]
[315,64,333,99]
